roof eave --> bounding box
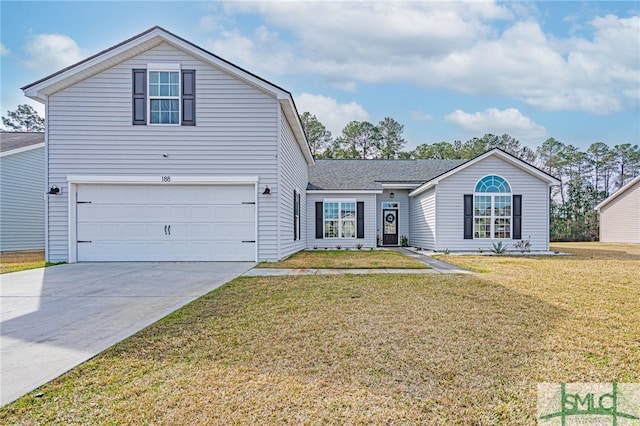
[595,174,640,211]
[0,142,45,158]
[278,97,314,165]
[22,27,296,107]
[306,189,383,194]
[409,148,561,197]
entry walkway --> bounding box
[244,248,471,277]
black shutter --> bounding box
[356,201,365,239]
[315,202,324,239]
[513,195,522,239]
[293,190,297,241]
[297,192,301,240]
[464,194,473,239]
[132,69,146,125]
[182,70,196,126]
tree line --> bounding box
[301,112,640,241]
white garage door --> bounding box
[76,184,256,261]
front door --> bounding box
[382,208,398,245]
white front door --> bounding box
[76,184,256,261]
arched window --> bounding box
[474,175,512,239]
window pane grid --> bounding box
[324,201,356,239]
[474,176,512,239]
[149,71,180,124]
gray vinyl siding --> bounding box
[408,187,436,250]
[377,190,409,245]
[306,193,377,249]
[0,147,45,251]
[599,179,640,243]
[434,156,551,251]
[46,42,280,262]
[278,106,309,260]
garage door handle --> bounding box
[164,225,167,235]
[242,240,255,243]
[167,225,171,235]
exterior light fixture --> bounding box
[389,192,395,199]
[48,185,61,195]
[262,186,271,195]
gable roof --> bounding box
[308,158,466,191]
[0,132,45,156]
[21,26,313,164]
[308,148,560,193]
[409,148,561,196]
[595,175,640,212]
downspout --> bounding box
[44,96,50,263]
[276,103,282,260]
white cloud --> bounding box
[209,2,639,115]
[295,93,370,136]
[0,43,10,56]
[411,111,433,122]
[199,15,219,32]
[445,108,547,143]
[24,33,83,71]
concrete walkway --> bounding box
[244,248,471,277]
[1,262,253,407]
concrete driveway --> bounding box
[0,261,253,406]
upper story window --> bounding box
[132,65,196,126]
[149,71,180,124]
[473,175,511,239]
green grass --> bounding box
[1,243,638,424]
[0,251,55,274]
[260,249,430,269]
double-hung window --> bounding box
[132,64,195,126]
[324,200,356,239]
[473,175,512,239]
[149,70,180,124]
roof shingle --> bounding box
[0,132,45,153]
[308,159,466,190]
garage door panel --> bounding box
[76,184,256,262]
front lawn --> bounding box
[260,249,430,269]
[1,243,638,424]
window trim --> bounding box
[473,175,512,239]
[323,199,357,239]
[147,63,181,126]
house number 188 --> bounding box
[162,176,171,182]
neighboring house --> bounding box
[0,132,45,252]
[595,175,640,244]
[22,27,559,263]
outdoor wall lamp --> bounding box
[389,192,395,199]
[262,186,271,195]
[48,185,61,195]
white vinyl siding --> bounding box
[278,106,308,260]
[0,146,45,251]
[599,179,640,243]
[45,42,279,262]
[306,193,377,249]
[434,156,551,251]
[408,187,436,250]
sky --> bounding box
[1,1,639,151]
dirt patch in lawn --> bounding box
[261,249,429,269]
[0,250,45,274]
[1,243,637,424]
